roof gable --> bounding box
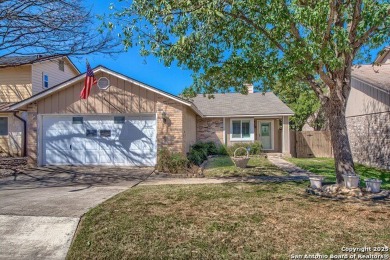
[10,66,195,111]
[352,64,390,92]
[190,92,294,117]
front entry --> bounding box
[258,121,273,150]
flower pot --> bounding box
[342,174,360,189]
[309,176,325,189]
[365,179,382,193]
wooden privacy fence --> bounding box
[291,131,333,158]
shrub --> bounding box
[226,142,263,156]
[157,148,188,174]
[187,149,205,166]
[187,141,223,165]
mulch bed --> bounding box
[0,157,27,178]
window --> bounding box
[100,130,111,137]
[43,74,49,88]
[72,117,83,124]
[86,129,97,137]
[114,116,125,124]
[0,117,8,136]
[58,60,65,71]
[231,119,252,140]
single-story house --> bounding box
[346,47,390,170]
[5,65,293,166]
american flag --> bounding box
[80,61,97,99]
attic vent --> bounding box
[97,77,110,90]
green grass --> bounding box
[204,155,286,177]
[67,183,390,259]
[287,158,390,189]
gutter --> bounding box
[13,112,27,157]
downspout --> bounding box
[13,112,27,157]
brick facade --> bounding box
[156,95,185,153]
[196,117,224,145]
[347,112,390,170]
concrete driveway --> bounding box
[0,166,153,260]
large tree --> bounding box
[0,0,118,64]
[108,0,390,184]
[272,82,324,131]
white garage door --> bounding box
[40,115,157,166]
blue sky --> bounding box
[71,0,193,96]
[72,1,386,96]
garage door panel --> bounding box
[129,139,155,151]
[85,140,99,150]
[85,153,99,164]
[41,115,157,166]
[45,150,71,165]
[44,139,70,150]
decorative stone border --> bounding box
[306,184,390,201]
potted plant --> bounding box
[342,174,360,189]
[365,179,382,193]
[308,175,325,189]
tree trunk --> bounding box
[325,85,355,185]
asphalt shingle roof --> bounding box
[352,64,390,92]
[190,92,294,117]
[0,55,50,67]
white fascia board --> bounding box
[202,113,294,118]
[10,66,195,111]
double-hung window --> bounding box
[0,117,8,136]
[43,74,49,88]
[231,119,252,140]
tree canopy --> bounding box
[107,0,390,183]
[0,0,118,64]
[108,0,389,94]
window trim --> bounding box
[114,116,125,124]
[0,117,9,136]
[72,117,83,124]
[230,118,254,141]
[43,74,49,88]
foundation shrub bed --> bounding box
[157,148,189,174]
[225,142,262,156]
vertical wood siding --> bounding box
[346,78,390,117]
[36,72,158,114]
[0,66,32,102]
[32,59,78,95]
[183,107,197,153]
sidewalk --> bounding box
[267,156,313,177]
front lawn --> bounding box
[67,183,390,259]
[203,156,286,177]
[287,158,390,189]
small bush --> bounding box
[157,148,188,174]
[187,141,223,166]
[187,149,205,166]
[217,145,228,155]
[226,142,263,156]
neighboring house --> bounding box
[0,56,79,157]
[346,48,390,170]
[5,66,293,166]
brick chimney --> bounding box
[244,83,254,94]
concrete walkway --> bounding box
[267,156,313,177]
[0,167,153,260]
